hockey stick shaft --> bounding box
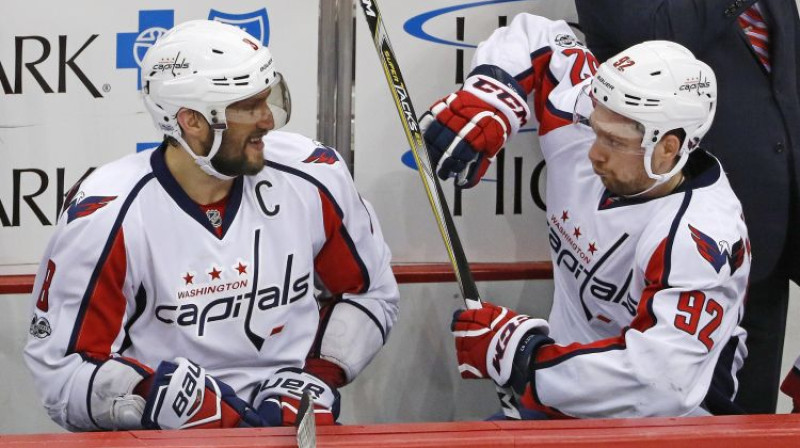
[357,0,520,420]
[358,0,478,305]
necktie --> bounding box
[738,3,771,72]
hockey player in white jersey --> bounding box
[422,15,750,418]
[24,20,399,431]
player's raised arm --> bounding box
[421,14,598,187]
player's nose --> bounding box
[257,106,275,131]
[588,139,606,164]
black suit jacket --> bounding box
[575,0,800,281]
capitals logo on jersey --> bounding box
[303,144,339,165]
[688,224,746,274]
[65,193,118,223]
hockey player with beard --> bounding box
[422,15,750,417]
[24,20,399,431]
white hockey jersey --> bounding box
[470,15,750,417]
[24,131,399,430]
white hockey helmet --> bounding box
[141,19,291,179]
[590,40,716,184]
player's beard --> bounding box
[599,172,655,197]
[209,132,266,177]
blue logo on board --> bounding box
[117,10,175,90]
[208,9,270,45]
[117,9,270,91]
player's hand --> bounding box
[254,367,341,426]
[452,301,550,389]
[420,69,529,188]
[420,90,510,188]
[141,357,263,429]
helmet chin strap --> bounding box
[174,129,236,181]
[624,177,665,198]
[624,148,689,198]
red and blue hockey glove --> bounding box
[141,357,263,429]
[254,367,341,426]
[452,301,551,393]
[421,65,530,188]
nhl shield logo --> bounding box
[208,9,270,45]
[206,209,223,228]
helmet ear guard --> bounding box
[140,20,292,179]
[589,41,717,186]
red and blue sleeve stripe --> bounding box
[67,174,154,361]
[267,161,371,295]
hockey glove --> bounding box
[254,367,341,426]
[141,357,263,429]
[452,301,551,392]
[420,66,530,188]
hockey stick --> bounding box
[357,0,521,420]
[295,392,317,448]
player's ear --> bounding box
[176,109,209,139]
[659,133,682,160]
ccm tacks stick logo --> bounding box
[361,0,377,17]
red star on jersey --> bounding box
[561,211,569,222]
[588,242,597,254]
[235,262,247,275]
[183,273,194,285]
[209,267,222,280]
[573,227,582,238]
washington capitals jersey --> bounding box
[470,15,750,417]
[24,131,399,430]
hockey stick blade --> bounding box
[295,391,317,448]
[357,0,521,420]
